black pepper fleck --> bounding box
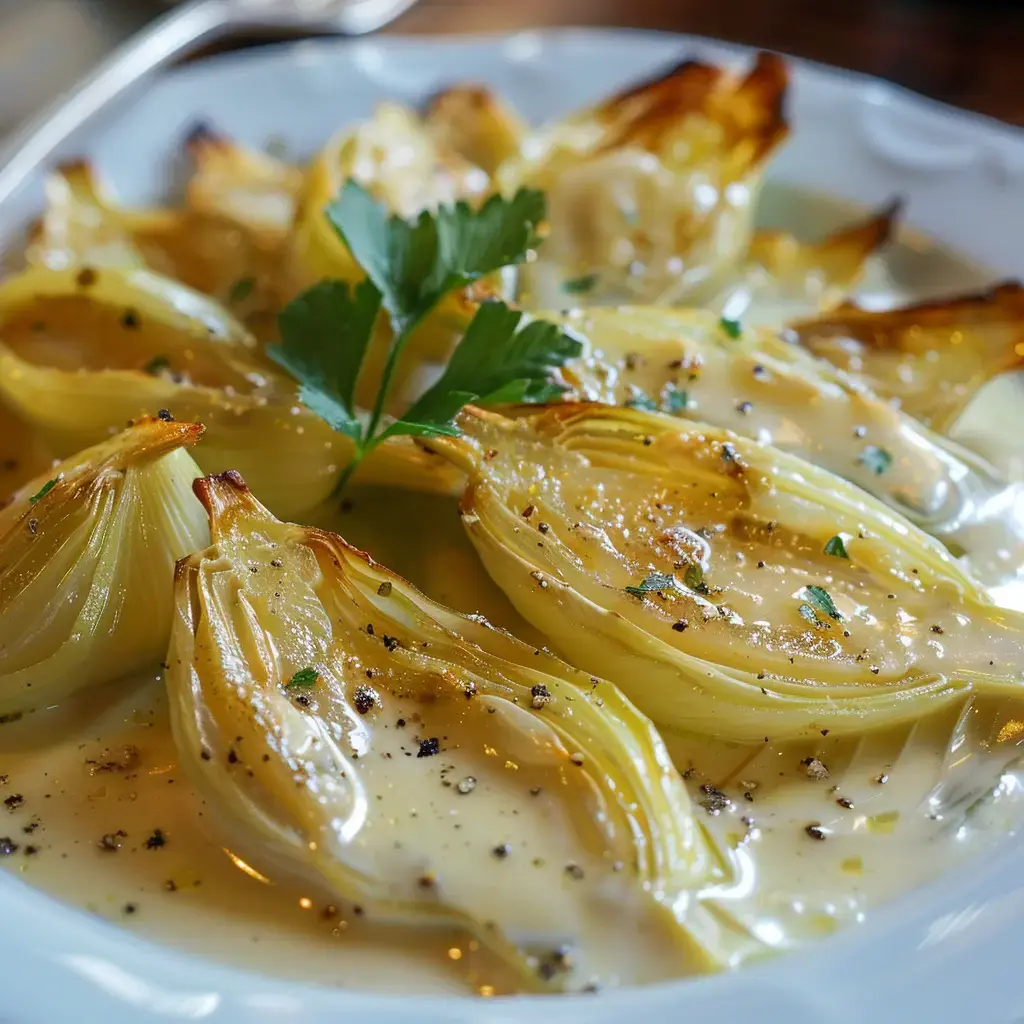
[417,738,440,758]
[353,686,378,715]
[699,784,730,814]
[99,831,126,852]
[144,829,167,849]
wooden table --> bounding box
[388,0,1024,126]
[1,0,1021,140]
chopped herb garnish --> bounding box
[269,182,576,491]
[662,389,689,414]
[626,564,705,598]
[683,563,705,591]
[797,603,820,627]
[625,389,659,412]
[719,316,742,339]
[562,273,598,295]
[823,535,849,559]
[625,571,679,598]
[28,479,56,504]
[859,444,892,475]
[286,668,319,689]
[802,584,842,621]
[228,276,256,304]
[143,355,171,376]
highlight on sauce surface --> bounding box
[1,51,1023,998]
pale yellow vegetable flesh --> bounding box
[27,160,287,315]
[428,405,1024,742]
[167,471,739,990]
[506,53,788,308]
[0,264,462,516]
[707,200,900,326]
[0,418,208,715]
[791,282,1024,432]
[549,304,1024,585]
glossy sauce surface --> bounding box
[2,486,1023,994]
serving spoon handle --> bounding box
[0,0,419,210]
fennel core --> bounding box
[268,182,582,493]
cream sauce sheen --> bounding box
[1,485,1023,995]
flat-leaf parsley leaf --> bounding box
[271,182,576,490]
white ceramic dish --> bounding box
[1,28,1024,1024]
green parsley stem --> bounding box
[337,305,438,492]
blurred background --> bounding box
[1,0,1022,141]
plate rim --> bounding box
[1,26,1023,1024]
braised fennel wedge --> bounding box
[504,52,789,308]
[549,305,1024,586]
[289,101,492,296]
[166,471,741,990]
[0,264,462,515]
[421,404,1024,743]
[790,282,1024,432]
[0,417,207,716]
[27,159,287,315]
[703,200,900,327]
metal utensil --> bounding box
[0,0,419,211]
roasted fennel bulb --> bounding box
[423,84,528,176]
[0,264,461,516]
[0,418,207,715]
[290,101,491,294]
[502,52,788,308]
[426,405,1024,743]
[790,282,1024,432]
[184,125,303,244]
[27,159,285,314]
[706,201,900,327]
[167,471,732,990]
[551,305,1024,585]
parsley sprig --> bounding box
[269,182,579,490]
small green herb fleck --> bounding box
[143,355,171,376]
[719,316,742,339]
[562,273,599,295]
[286,668,319,690]
[797,603,821,627]
[802,584,842,621]
[625,572,678,598]
[859,445,892,475]
[683,563,705,591]
[625,389,659,412]
[28,479,56,504]
[228,276,256,304]
[824,535,849,559]
[662,390,689,414]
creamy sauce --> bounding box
[3,487,1023,994]
[1,167,1023,996]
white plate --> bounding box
[2,28,1024,1024]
